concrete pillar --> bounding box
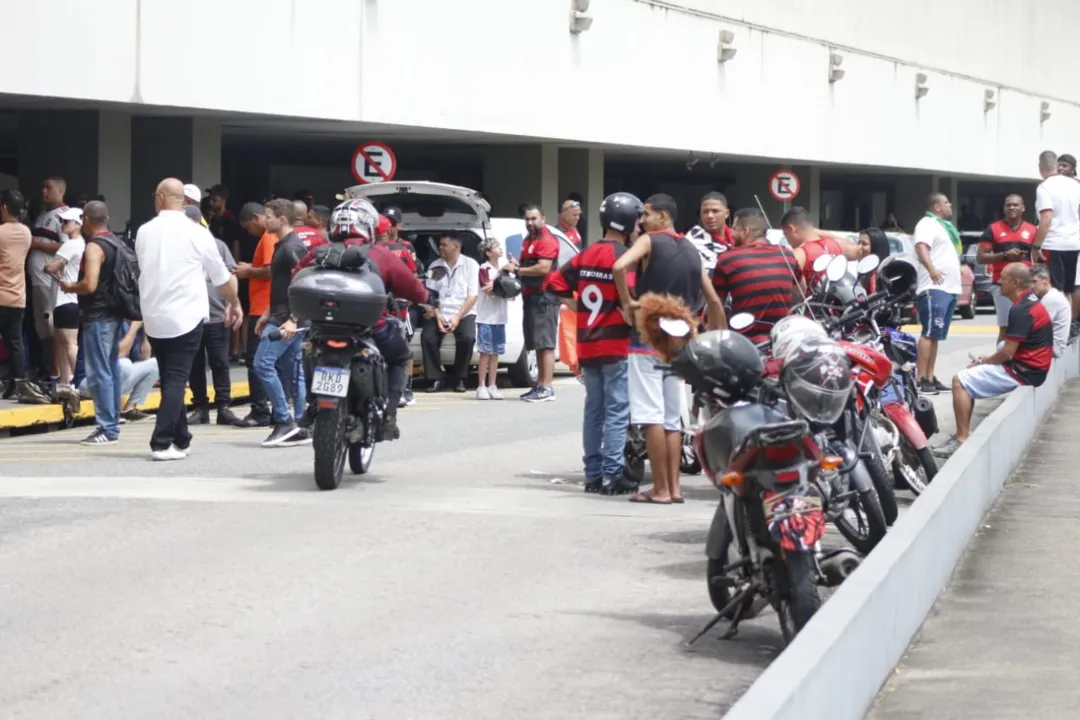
[558,148,604,244]
[481,144,559,221]
[130,117,222,226]
[894,175,939,233]
[97,111,132,228]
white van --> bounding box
[342,181,578,386]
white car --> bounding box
[342,181,579,386]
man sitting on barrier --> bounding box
[934,263,1053,458]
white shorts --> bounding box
[956,363,1020,400]
[628,353,684,431]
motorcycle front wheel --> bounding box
[774,552,822,646]
[313,404,348,491]
[893,438,936,495]
[860,414,899,525]
[834,461,889,554]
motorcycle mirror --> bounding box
[856,254,881,275]
[659,317,692,338]
[826,255,848,282]
[812,254,834,272]
[729,313,755,331]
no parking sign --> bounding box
[351,142,397,184]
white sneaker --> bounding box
[487,385,503,400]
[476,385,491,400]
[152,444,187,462]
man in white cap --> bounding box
[182,184,209,228]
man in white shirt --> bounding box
[1033,150,1080,324]
[912,192,963,395]
[134,178,242,462]
[1033,265,1071,358]
[421,233,479,393]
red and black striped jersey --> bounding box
[545,240,635,367]
[1004,292,1053,386]
[712,242,799,343]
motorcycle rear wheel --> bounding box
[893,438,935,495]
[313,405,347,491]
[775,552,822,646]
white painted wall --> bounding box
[2,0,1079,179]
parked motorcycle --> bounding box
[623,391,701,490]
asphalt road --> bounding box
[0,312,1004,719]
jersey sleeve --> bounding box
[537,236,560,260]
[545,256,578,296]
[977,225,994,249]
[1004,302,1033,342]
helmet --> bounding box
[770,315,827,361]
[375,215,392,238]
[876,255,918,298]
[330,198,379,242]
[781,337,852,425]
[671,329,763,402]
[598,192,644,236]
[382,206,403,227]
[492,271,522,299]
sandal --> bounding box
[629,492,672,505]
[671,496,685,504]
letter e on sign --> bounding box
[351,142,398,184]
[769,169,801,202]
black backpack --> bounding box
[95,234,142,321]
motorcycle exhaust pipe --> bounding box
[819,548,863,587]
[912,396,939,438]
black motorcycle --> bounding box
[288,249,409,490]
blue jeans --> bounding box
[582,359,630,480]
[83,316,124,439]
[254,324,305,424]
[916,289,957,341]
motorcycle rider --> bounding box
[291,199,431,439]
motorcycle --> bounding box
[879,327,938,494]
[288,247,437,490]
[623,386,702,489]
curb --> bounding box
[0,381,251,432]
[723,342,1080,720]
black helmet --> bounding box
[382,206,403,227]
[598,192,644,236]
[781,337,852,425]
[492,270,522,299]
[671,329,763,402]
[876,255,918,299]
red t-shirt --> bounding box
[520,228,560,296]
[559,224,582,248]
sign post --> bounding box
[768,169,801,205]
[351,141,398,184]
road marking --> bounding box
[900,324,998,335]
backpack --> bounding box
[95,234,142,321]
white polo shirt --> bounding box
[135,209,232,339]
[427,255,480,318]
[913,215,962,296]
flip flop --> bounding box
[629,492,672,505]
[671,496,685,504]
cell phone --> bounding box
[968,352,979,363]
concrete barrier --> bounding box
[723,342,1080,720]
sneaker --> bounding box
[216,407,240,426]
[261,421,301,447]
[187,407,211,425]
[402,390,416,407]
[121,407,151,423]
[151,444,188,461]
[281,427,313,446]
[931,435,962,458]
[297,405,316,430]
[80,428,118,446]
[524,386,556,403]
[931,377,949,393]
[487,385,503,400]
[234,413,272,428]
[382,414,401,441]
[16,379,51,405]
[918,378,938,396]
[519,387,539,401]
[476,385,491,400]
[583,478,604,494]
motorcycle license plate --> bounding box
[312,366,349,398]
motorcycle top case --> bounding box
[700,403,793,475]
[289,267,388,327]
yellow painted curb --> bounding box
[0,381,251,431]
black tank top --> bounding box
[78,233,120,322]
[637,231,704,312]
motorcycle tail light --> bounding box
[720,471,744,488]
[775,469,800,483]
[327,339,348,349]
[820,455,844,470]
[763,443,801,464]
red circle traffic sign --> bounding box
[351,142,397,184]
[769,169,801,202]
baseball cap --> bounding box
[58,207,83,224]
[1060,154,1077,168]
[183,184,201,203]
[376,215,392,236]
[382,206,403,227]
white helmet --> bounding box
[330,198,379,242]
[770,315,828,361]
